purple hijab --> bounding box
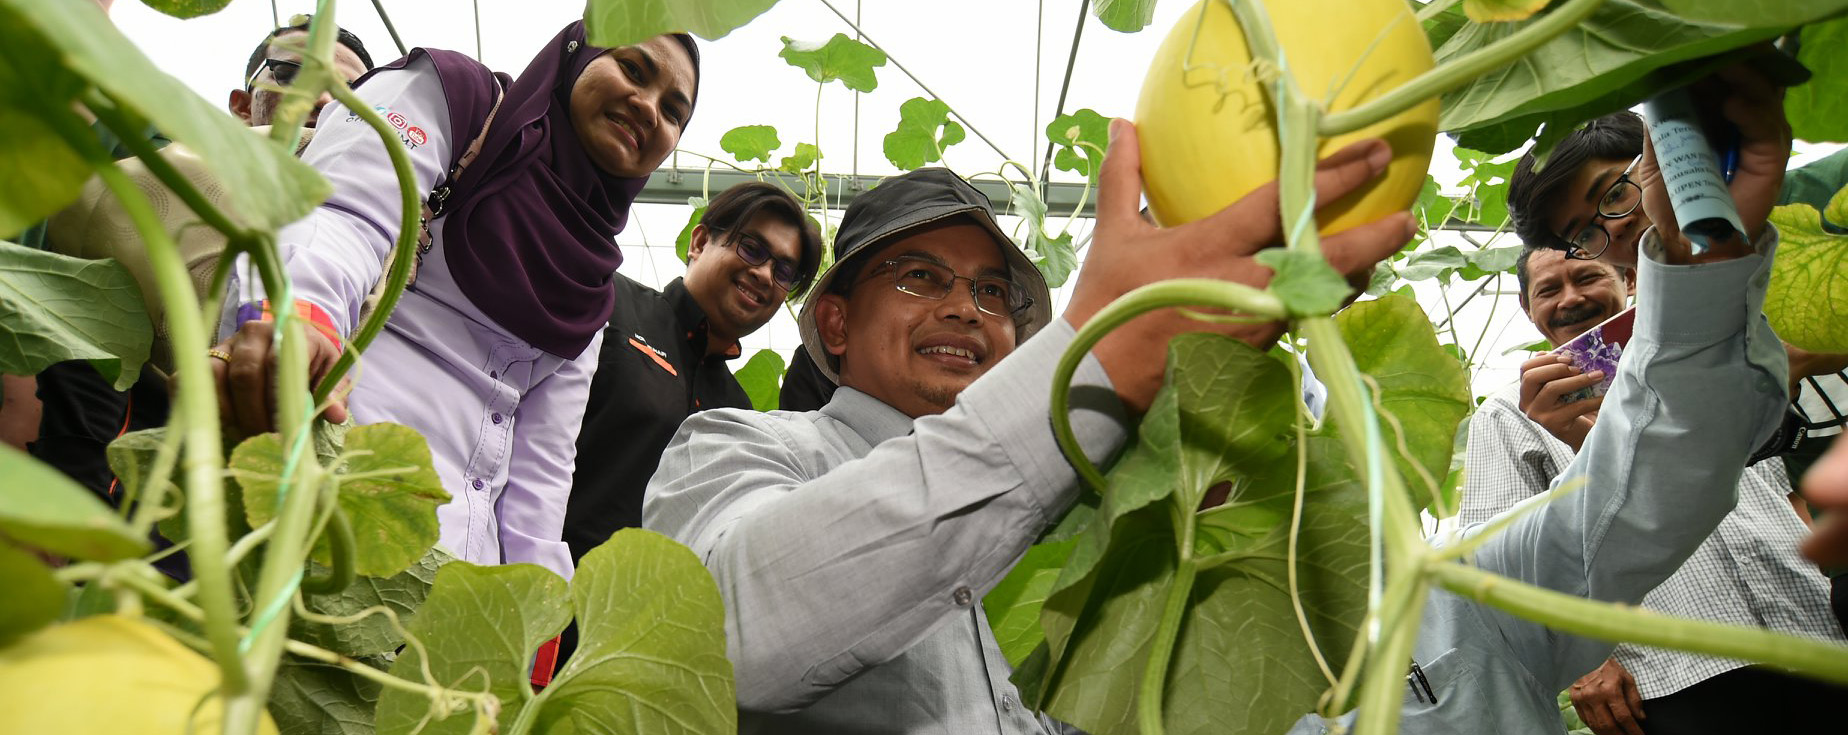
[396,22,698,358]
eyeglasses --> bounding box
[863,256,1032,319]
[1561,156,1644,261]
[246,58,304,90]
[721,234,802,292]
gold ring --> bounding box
[208,348,233,363]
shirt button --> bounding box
[471,478,484,490]
[1001,695,1014,712]
[491,412,503,424]
[952,586,973,606]
[488,370,497,379]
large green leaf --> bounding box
[0,0,329,231]
[0,242,150,390]
[374,563,573,735]
[884,97,966,171]
[1788,16,1848,144]
[531,529,735,734]
[0,443,148,561]
[584,0,781,46]
[720,124,780,164]
[0,542,66,646]
[676,198,708,264]
[1765,185,1848,352]
[983,536,1075,667]
[268,654,386,735]
[1464,0,1550,22]
[778,33,886,93]
[1336,295,1474,502]
[734,348,785,412]
[780,142,822,175]
[1659,0,1848,26]
[0,16,88,238]
[1437,1,1786,153]
[138,0,234,19]
[290,547,451,658]
[1092,0,1159,32]
[240,424,450,578]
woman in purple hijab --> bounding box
[211,22,699,584]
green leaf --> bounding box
[533,529,735,734]
[0,542,66,646]
[1046,109,1111,182]
[676,198,708,264]
[733,348,785,411]
[884,97,965,171]
[290,547,451,658]
[0,443,148,561]
[1788,16,1848,144]
[1463,0,1549,22]
[780,142,821,174]
[0,242,151,390]
[137,0,233,19]
[1423,1,1471,51]
[1438,1,1786,153]
[1030,337,1359,735]
[239,424,450,578]
[1657,0,1848,26]
[1257,249,1352,316]
[1765,195,1848,352]
[584,0,781,46]
[374,562,573,735]
[1,0,330,231]
[778,33,886,93]
[983,536,1075,667]
[1336,294,1474,504]
[1503,337,1553,355]
[1414,174,1459,230]
[1009,184,1080,288]
[719,124,780,164]
[1468,244,1523,273]
[267,654,385,735]
[1092,0,1158,32]
[0,108,89,239]
[1398,245,1468,282]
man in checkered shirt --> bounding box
[1467,113,1848,735]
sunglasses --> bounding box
[723,234,802,292]
[245,57,304,90]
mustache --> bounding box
[1548,303,1607,329]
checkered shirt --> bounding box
[1460,384,1844,699]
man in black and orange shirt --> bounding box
[565,182,822,561]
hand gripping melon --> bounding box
[0,615,281,734]
[1135,0,1439,230]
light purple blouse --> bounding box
[230,56,597,579]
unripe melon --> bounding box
[0,615,281,734]
[1135,0,1439,230]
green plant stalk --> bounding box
[82,146,246,694]
[1429,562,1848,685]
[1319,0,1607,136]
[314,80,422,403]
[1283,351,1339,686]
[1138,554,1197,735]
[1351,570,1432,735]
[1049,279,1287,490]
[268,0,341,153]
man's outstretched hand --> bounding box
[1066,119,1416,413]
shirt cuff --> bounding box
[1634,224,1778,347]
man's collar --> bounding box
[820,387,915,445]
[662,277,743,360]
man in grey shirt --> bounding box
[644,121,1416,733]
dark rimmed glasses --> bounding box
[1561,156,1644,261]
[722,234,802,292]
[246,57,304,90]
[865,256,1033,319]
